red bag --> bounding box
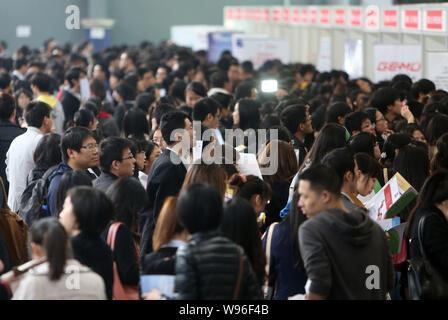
[106,222,139,300]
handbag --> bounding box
[262,222,278,300]
[106,222,140,300]
[407,214,448,300]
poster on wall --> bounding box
[207,31,243,64]
[373,44,422,82]
[344,39,363,79]
[171,25,228,51]
[426,51,448,91]
[316,38,332,72]
[231,34,289,69]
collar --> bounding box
[207,87,231,96]
[26,126,44,135]
[341,192,354,203]
[161,239,186,249]
[165,147,190,170]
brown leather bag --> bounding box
[0,178,29,267]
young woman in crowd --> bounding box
[59,186,114,299]
[8,218,106,300]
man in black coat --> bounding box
[60,67,82,129]
[0,93,25,193]
[141,111,192,255]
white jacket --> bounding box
[5,126,43,212]
[12,259,107,300]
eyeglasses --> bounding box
[376,117,387,123]
[121,154,135,161]
[80,143,99,151]
[361,123,374,130]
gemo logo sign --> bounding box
[377,62,422,72]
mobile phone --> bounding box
[13,258,47,276]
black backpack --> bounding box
[17,165,58,227]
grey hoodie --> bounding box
[299,207,395,300]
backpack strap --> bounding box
[0,177,9,210]
[264,222,278,297]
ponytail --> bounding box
[30,218,68,281]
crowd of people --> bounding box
[0,38,447,300]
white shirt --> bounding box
[6,126,44,211]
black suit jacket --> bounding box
[142,149,187,254]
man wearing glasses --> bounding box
[93,137,136,192]
[46,127,99,217]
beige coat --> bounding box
[12,259,107,300]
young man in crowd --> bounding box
[93,137,136,192]
[60,67,84,129]
[344,111,376,136]
[46,126,98,216]
[141,111,193,254]
[30,72,64,134]
[0,93,25,194]
[280,104,314,167]
[297,165,395,300]
[6,101,52,211]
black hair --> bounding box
[55,170,92,215]
[30,72,52,93]
[432,133,448,171]
[210,92,233,111]
[135,92,155,114]
[160,110,189,145]
[393,145,429,192]
[210,71,229,88]
[241,61,254,74]
[114,82,136,101]
[122,107,149,140]
[186,81,207,97]
[0,93,15,120]
[106,177,148,239]
[151,103,175,127]
[221,197,266,285]
[381,133,412,168]
[299,164,342,196]
[237,98,261,131]
[61,126,94,163]
[0,72,11,90]
[406,170,448,236]
[411,79,436,99]
[302,123,347,170]
[89,79,107,101]
[280,104,308,135]
[33,133,62,167]
[321,146,355,184]
[349,132,377,158]
[99,136,132,172]
[67,186,114,237]
[177,183,223,233]
[73,109,95,128]
[425,114,448,146]
[79,101,99,118]
[172,80,187,102]
[65,67,83,88]
[325,102,351,124]
[30,217,68,281]
[192,97,219,122]
[354,152,382,180]
[234,82,254,101]
[370,87,401,114]
[345,111,370,135]
[228,174,272,202]
[24,100,52,128]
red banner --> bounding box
[350,9,362,26]
[426,10,443,30]
[334,9,346,25]
[383,9,398,27]
[404,10,419,29]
